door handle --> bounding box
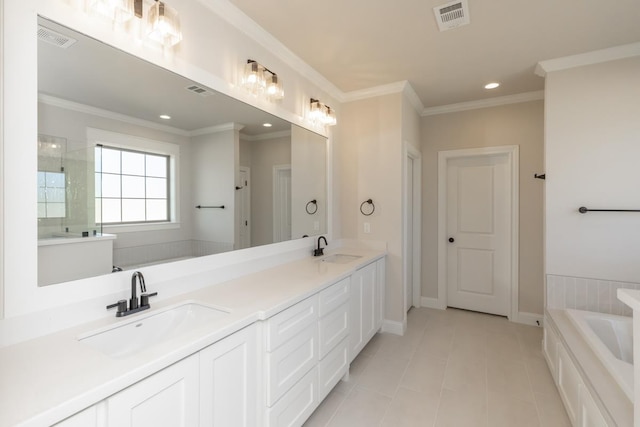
[448,237,455,243]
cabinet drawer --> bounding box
[266,324,318,406]
[267,368,318,427]
[318,338,349,402]
[319,278,350,317]
[267,296,318,352]
[318,302,349,359]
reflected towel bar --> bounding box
[195,205,225,209]
[579,206,640,214]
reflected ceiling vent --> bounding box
[185,84,215,97]
[433,0,470,32]
[37,25,77,48]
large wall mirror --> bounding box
[37,18,328,286]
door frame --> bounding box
[437,145,519,321]
[403,144,422,313]
[237,166,251,249]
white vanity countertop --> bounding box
[0,247,385,427]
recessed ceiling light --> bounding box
[159,114,171,120]
[484,82,500,90]
[263,123,273,127]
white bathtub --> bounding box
[566,309,633,400]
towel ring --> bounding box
[306,199,318,215]
[360,199,375,216]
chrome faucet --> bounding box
[107,271,157,317]
[314,236,328,257]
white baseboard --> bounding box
[420,297,445,310]
[514,312,543,327]
[381,319,405,336]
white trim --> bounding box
[240,130,291,142]
[0,0,4,319]
[514,312,543,327]
[189,123,245,137]
[343,81,425,113]
[39,94,190,136]
[535,42,640,77]
[381,319,405,336]
[437,145,520,321]
[420,297,445,310]
[422,91,544,116]
[403,144,422,313]
[196,0,343,102]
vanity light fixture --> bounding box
[309,98,337,126]
[484,82,500,89]
[241,60,284,101]
[88,0,135,23]
[147,0,183,47]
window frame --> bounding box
[88,128,180,233]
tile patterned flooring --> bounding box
[304,307,571,427]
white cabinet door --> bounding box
[200,324,259,427]
[349,262,378,362]
[107,355,199,427]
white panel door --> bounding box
[446,153,511,316]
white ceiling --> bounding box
[38,19,291,135]
[228,0,640,108]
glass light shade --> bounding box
[147,1,183,47]
[242,61,266,97]
[266,74,284,101]
[309,99,324,121]
[89,0,135,23]
[323,107,337,126]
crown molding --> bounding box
[342,81,425,113]
[535,42,640,77]
[189,123,245,137]
[240,130,291,142]
[421,90,544,116]
[197,0,343,103]
[38,94,190,136]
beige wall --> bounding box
[544,57,640,283]
[339,93,406,324]
[421,101,544,314]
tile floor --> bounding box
[304,307,571,427]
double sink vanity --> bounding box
[0,246,386,427]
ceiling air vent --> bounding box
[433,0,470,32]
[185,84,215,97]
[37,25,77,48]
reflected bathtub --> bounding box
[566,309,633,400]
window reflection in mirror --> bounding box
[37,17,328,286]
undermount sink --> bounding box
[320,254,362,264]
[78,302,230,358]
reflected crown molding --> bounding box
[421,91,544,116]
[535,42,640,77]
[38,93,190,136]
[240,130,291,142]
[189,123,245,137]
